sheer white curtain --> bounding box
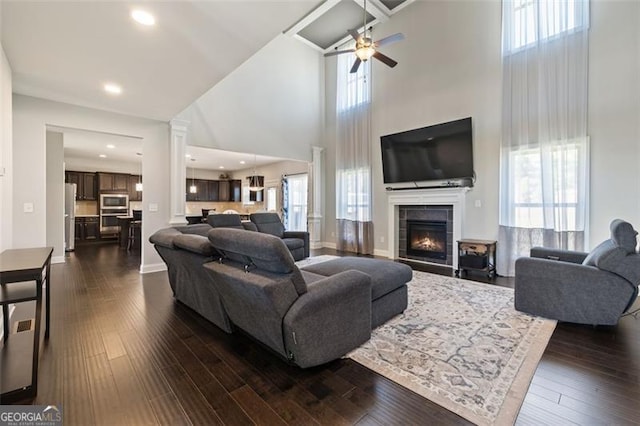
[335,53,374,254]
[284,174,308,232]
[498,0,590,276]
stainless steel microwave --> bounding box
[100,193,128,209]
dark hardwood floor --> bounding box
[2,243,640,425]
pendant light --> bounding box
[135,152,143,192]
[189,158,197,193]
[247,154,264,191]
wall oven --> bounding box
[100,194,128,233]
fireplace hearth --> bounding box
[407,220,447,260]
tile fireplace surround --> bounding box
[387,187,470,270]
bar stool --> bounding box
[127,210,142,251]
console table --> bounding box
[0,247,53,402]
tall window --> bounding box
[335,52,374,254]
[503,0,589,53]
[498,0,589,276]
[283,174,308,232]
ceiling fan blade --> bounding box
[373,51,398,68]
[350,58,362,74]
[348,28,361,41]
[375,32,405,48]
[324,49,356,57]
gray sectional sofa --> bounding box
[149,225,412,367]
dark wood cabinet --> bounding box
[75,217,100,241]
[129,174,142,202]
[230,180,242,202]
[249,189,263,202]
[218,180,230,201]
[65,171,97,201]
[99,172,129,192]
[208,180,219,202]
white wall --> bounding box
[231,159,308,184]
[45,130,64,262]
[12,95,170,271]
[323,0,640,254]
[176,34,322,162]
[64,156,140,175]
[0,44,12,251]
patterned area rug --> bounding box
[347,271,556,426]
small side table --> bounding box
[455,239,497,279]
[0,247,53,402]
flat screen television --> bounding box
[380,117,474,189]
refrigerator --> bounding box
[65,183,76,251]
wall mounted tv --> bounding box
[381,117,474,190]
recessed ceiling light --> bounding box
[131,9,155,26]
[106,144,115,149]
[239,160,246,165]
[185,154,191,158]
[104,83,122,95]
[219,166,225,169]
[99,154,107,158]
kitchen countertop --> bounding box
[75,214,99,218]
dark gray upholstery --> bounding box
[203,228,412,368]
[515,219,640,325]
[149,225,232,333]
[250,212,309,260]
[301,257,411,328]
[207,213,256,231]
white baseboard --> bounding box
[52,256,65,264]
[140,263,167,274]
[310,242,324,249]
[322,242,337,250]
[0,304,16,341]
[374,248,390,258]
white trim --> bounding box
[139,262,167,274]
[51,255,65,264]
[285,0,342,36]
[322,241,337,250]
[373,248,389,257]
[291,34,325,53]
[387,187,470,271]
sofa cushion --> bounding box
[610,219,638,253]
[173,234,215,256]
[207,213,243,229]
[302,257,412,300]
[583,239,615,266]
[282,238,305,251]
[250,213,285,238]
[175,223,213,237]
[208,228,308,295]
[149,227,181,249]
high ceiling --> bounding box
[1,1,322,121]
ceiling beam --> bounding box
[284,0,342,36]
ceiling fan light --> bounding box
[356,46,375,61]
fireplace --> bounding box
[407,220,447,260]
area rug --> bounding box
[347,272,556,426]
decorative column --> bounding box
[308,146,324,249]
[169,119,189,225]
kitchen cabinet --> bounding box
[129,174,142,202]
[98,172,129,192]
[75,217,100,241]
[185,179,243,202]
[65,171,97,201]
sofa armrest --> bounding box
[283,270,371,367]
[515,257,637,325]
[530,247,589,264]
[284,231,310,258]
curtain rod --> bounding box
[283,172,308,178]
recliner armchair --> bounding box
[515,219,640,325]
[250,212,309,260]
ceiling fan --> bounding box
[324,0,405,73]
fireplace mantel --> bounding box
[387,187,470,269]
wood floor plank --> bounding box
[5,244,639,426]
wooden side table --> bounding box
[0,247,53,402]
[455,239,497,279]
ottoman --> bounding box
[301,257,413,327]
